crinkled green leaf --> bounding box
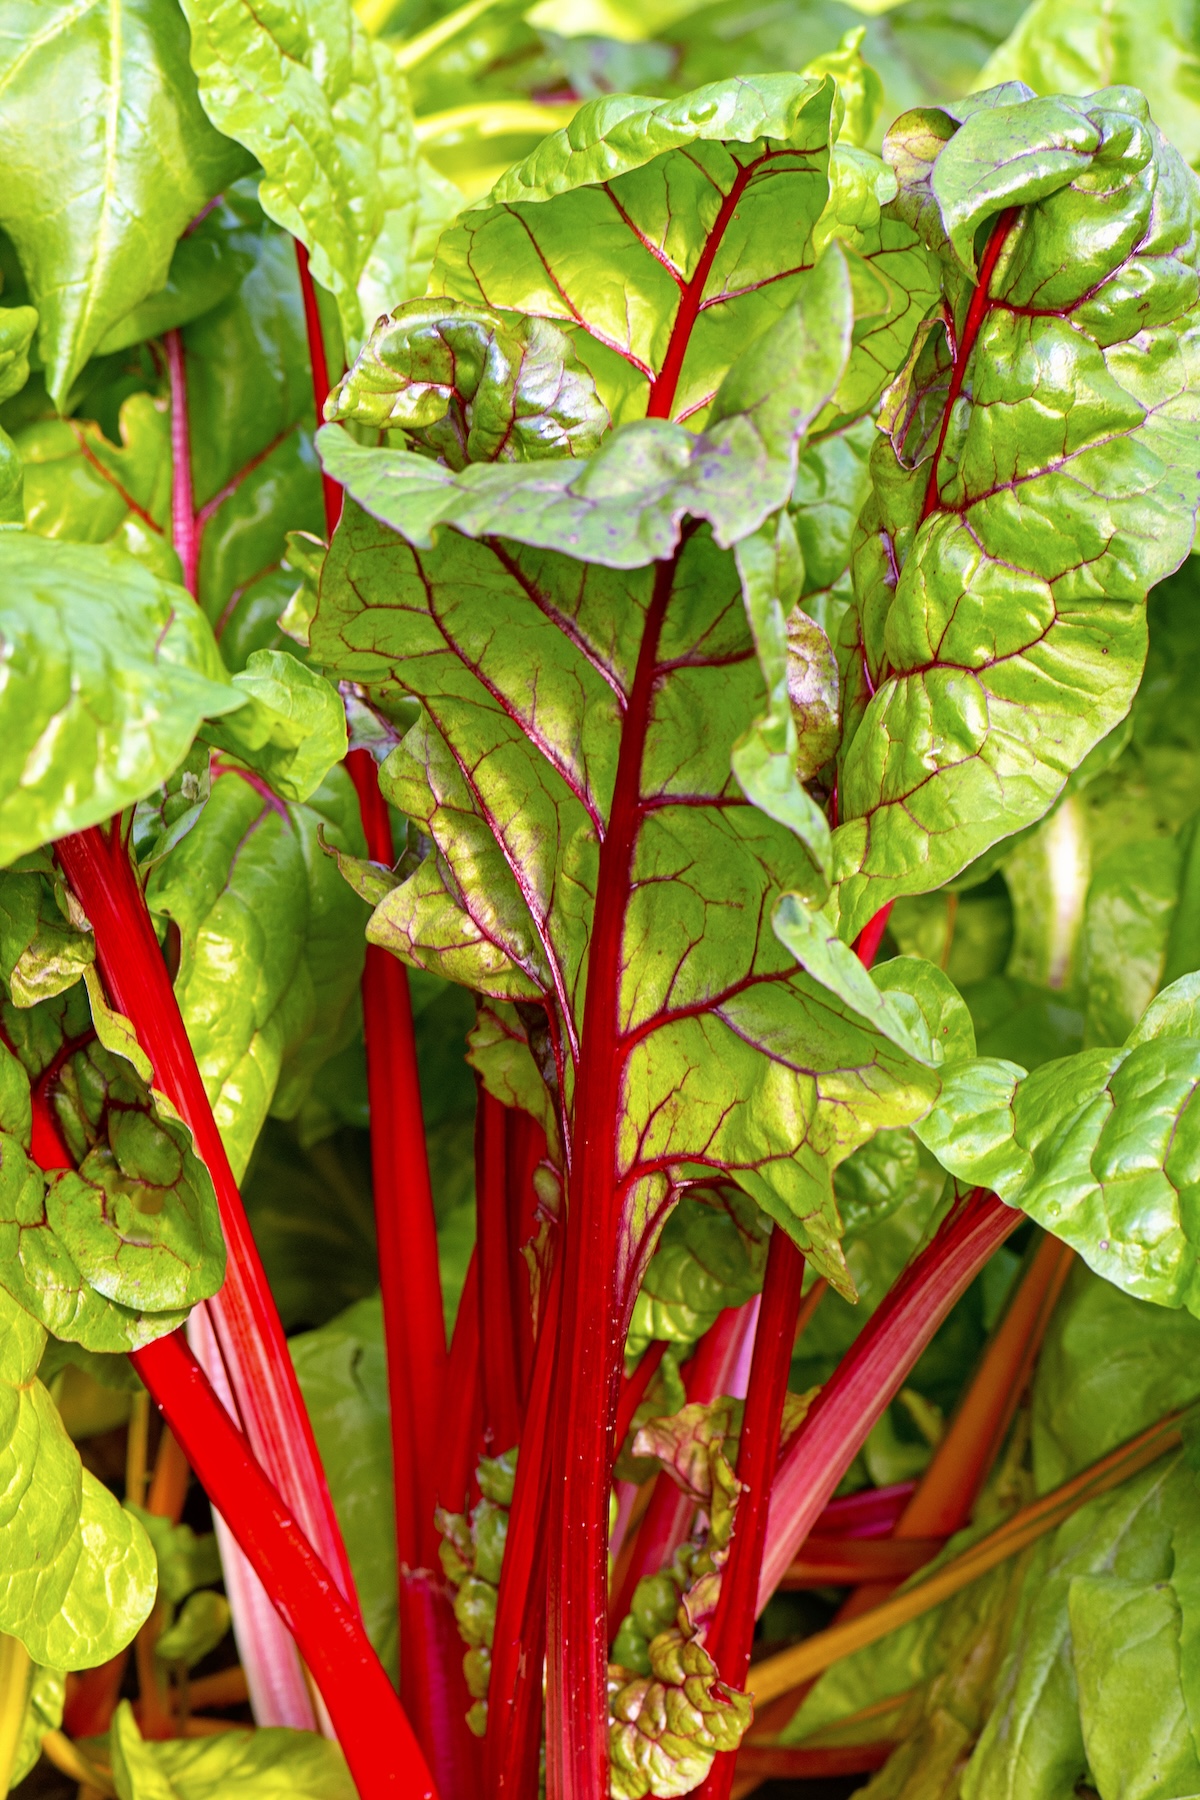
[916,977,1200,1312]
[15,396,180,585]
[1070,1573,1200,1800]
[431,75,840,429]
[326,297,610,466]
[179,0,414,348]
[110,1700,355,1800]
[41,1034,225,1324]
[0,865,94,1009]
[0,1021,220,1352]
[290,1295,397,1681]
[320,243,855,566]
[977,0,1200,173]
[0,1288,156,1667]
[146,767,367,1180]
[0,0,250,406]
[0,534,244,865]
[962,1456,1196,1800]
[204,650,348,804]
[314,500,939,1293]
[626,1189,769,1357]
[832,86,1200,941]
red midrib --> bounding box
[645,159,759,422]
[920,208,1019,523]
[545,555,676,1799]
[54,825,360,1608]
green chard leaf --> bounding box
[962,1455,1199,1800]
[429,75,845,430]
[0,1009,226,1352]
[110,1700,356,1800]
[625,1187,770,1357]
[977,0,1200,173]
[831,84,1200,941]
[145,765,368,1181]
[203,650,348,805]
[325,297,610,466]
[0,533,242,865]
[916,972,1200,1316]
[313,496,938,1299]
[319,241,856,569]
[179,0,418,348]
[0,1287,156,1667]
[0,0,251,407]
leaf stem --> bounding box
[0,1635,32,1794]
[748,1407,1185,1704]
[476,1087,524,1451]
[293,239,343,539]
[165,329,198,598]
[55,826,360,1609]
[130,1330,440,1800]
[485,1253,562,1797]
[545,555,677,1800]
[757,1188,1020,1610]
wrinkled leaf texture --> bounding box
[831,83,1200,940]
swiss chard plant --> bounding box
[5,3,1200,1800]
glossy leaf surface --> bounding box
[831,84,1200,940]
[314,500,939,1291]
[0,0,249,405]
[179,0,414,345]
[110,1700,356,1799]
[0,1288,156,1667]
[0,534,241,866]
[146,767,367,1181]
[917,975,1200,1315]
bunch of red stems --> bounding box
[41,220,1038,1800]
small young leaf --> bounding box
[319,243,856,568]
[204,651,349,804]
[326,298,609,466]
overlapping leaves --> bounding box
[145,766,367,1181]
[313,494,937,1294]
[827,82,1200,940]
[0,994,225,1352]
[0,0,251,406]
